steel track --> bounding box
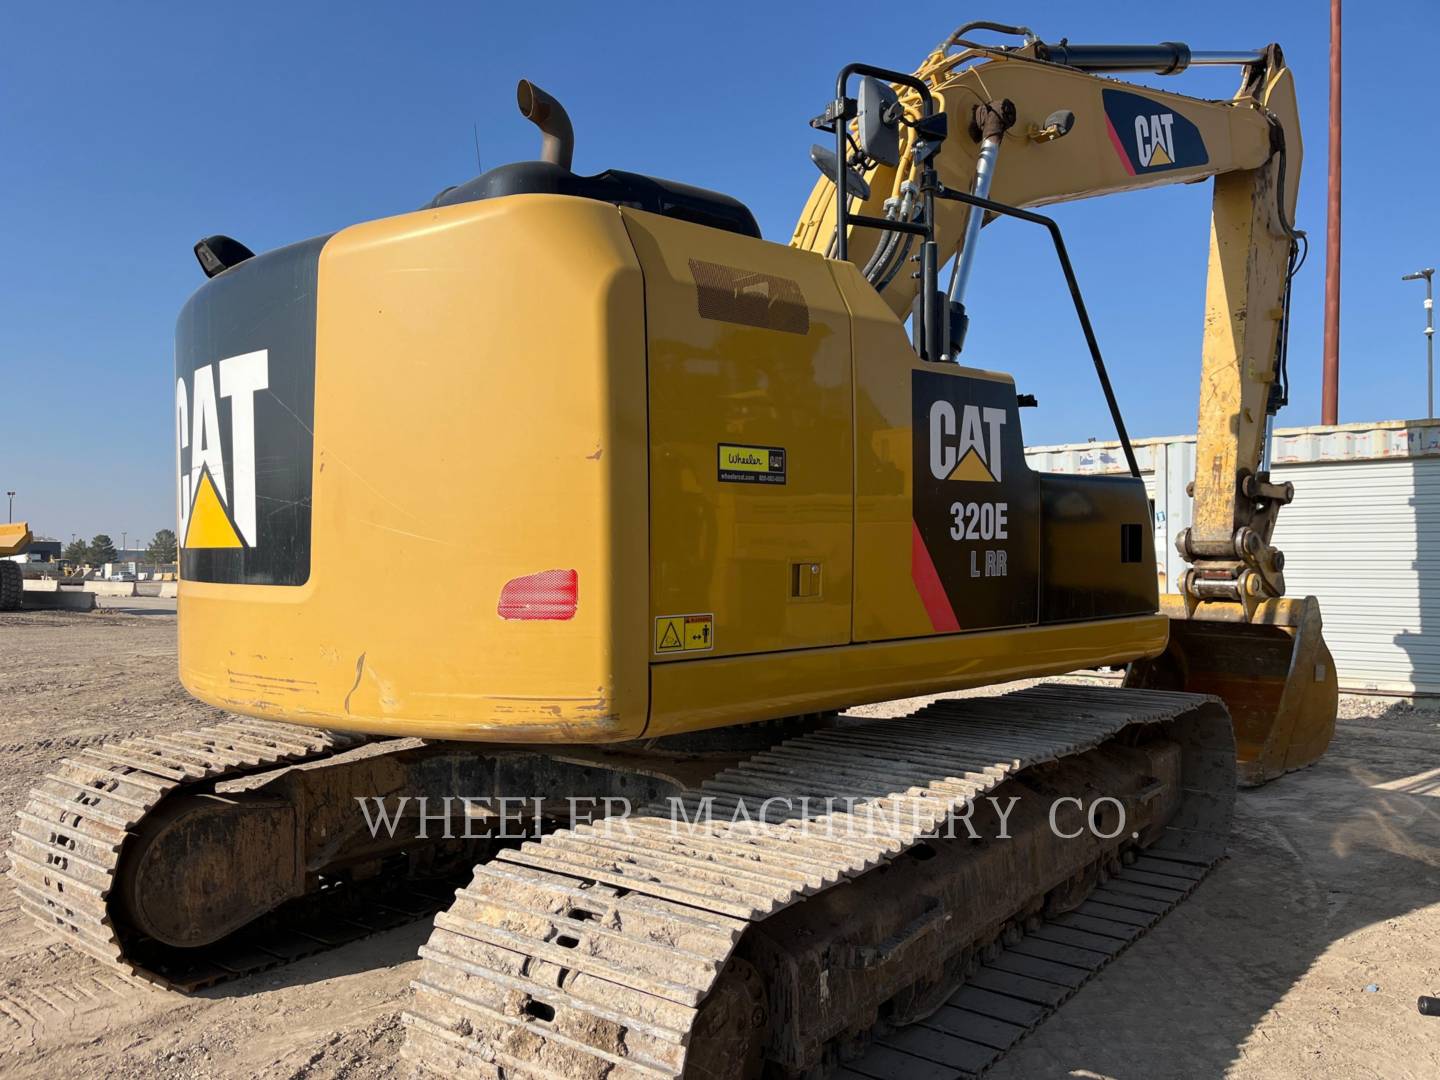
[839,851,1214,1078]
[401,685,1234,1079]
[10,718,470,991]
[11,685,1233,1075]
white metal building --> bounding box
[1027,419,1440,696]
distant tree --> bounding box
[62,539,90,564]
[89,533,118,565]
[146,528,178,563]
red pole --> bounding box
[1322,0,1342,424]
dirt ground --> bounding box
[1,606,1437,1079]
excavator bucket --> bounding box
[0,522,32,557]
[1126,594,1338,786]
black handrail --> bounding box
[933,184,1141,478]
[822,62,1138,475]
[832,64,942,360]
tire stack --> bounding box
[0,560,22,611]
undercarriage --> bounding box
[14,685,1233,1076]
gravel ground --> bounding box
[0,608,1436,1078]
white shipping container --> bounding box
[1026,419,1440,695]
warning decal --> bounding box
[655,613,714,654]
[718,444,786,485]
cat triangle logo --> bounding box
[946,448,997,483]
[1147,141,1173,167]
[184,466,245,549]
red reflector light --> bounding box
[497,569,578,621]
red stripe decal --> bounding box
[911,522,960,633]
[1104,115,1136,176]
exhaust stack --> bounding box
[516,79,574,170]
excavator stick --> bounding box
[1125,595,1338,786]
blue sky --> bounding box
[2,1,1435,542]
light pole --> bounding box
[5,492,13,522]
[1402,268,1435,419]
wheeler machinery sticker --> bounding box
[655,613,714,654]
[174,235,322,585]
[911,370,1039,631]
[1101,88,1208,175]
[717,443,786,484]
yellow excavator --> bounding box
[14,21,1337,1079]
[0,522,33,610]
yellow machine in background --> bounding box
[0,521,32,610]
[14,21,1339,1079]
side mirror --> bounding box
[857,77,901,166]
[810,144,871,201]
